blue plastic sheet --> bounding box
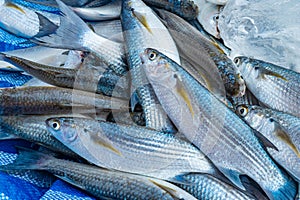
[0,140,95,200]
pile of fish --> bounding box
[0,0,299,199]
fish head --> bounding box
[140,48,178,86]
[46,117,78,144]
[234,56,261,80]
[236,105,270,131]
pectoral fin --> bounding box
[4,1,25,14]
[132,11,152,34]
[261,68,288,81]
[176,78,194,117]
[274,123,300,158]
[90,133,122,156]
[218,167,246,191]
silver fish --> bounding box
[0,115,80,157]
[0,147,197,200]
[121,0,180,133]
[236,105,300,181]
[0,1,57,38]
[141,48,297,200]
[32,0,127,76]
[46,117,218,182]
[72,0,121,21]
[156,9,245,97]
[89,20,124,43]
[0,53,130,98]
[175,174,256,200]
[0,86,129,115]
[235,56,300,118]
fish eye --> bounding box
[236,105,248,117]
[51,120,61,131]
[233,58,240,65]
[269,118,274,122]
[254,66,259,70]
[148,51,157,61]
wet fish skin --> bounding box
[0,86,129,115]
[46,117,217,181]
[175,173,256,200]
[156,9,245,97]
[121,0,180,133]
[236,105,300,181]
[0,115,77,157]
[0,53,129,98]
[32,0,128,76]
[145,0,198,20]
[72,0,121,21]
[8,0,61,14]
[141,48,297,200]
[0,69,32,87]
[0,148,197,200]
[235,56,300,118]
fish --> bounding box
[141,48,297,200]
[0,53,130,98]
[206,0,227,5]
[0,0,57,38]
[0,147,197,200]
[46,117,218,181]
[89,20,124,43]
[156,9,245,97]
[236,105,300,181]
[72,0,121,21]
[121,0,180,133]
[0,69,32,87]
[0,86,129,115]
[228,88,259,110]
[31,0,128,76]
[7,0,61,14]
[175,173,257,200]
[235,56,300,118]
[193,0,222,38]
[144,0,198,20]
[0,115,80,157]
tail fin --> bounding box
[265,175,297,200]
[31,0,91,51]
[0,147,52,171]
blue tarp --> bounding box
[0,140,96,200]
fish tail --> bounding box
[265,176,297,200]
[0,147,52,171]
[31,0,91,51]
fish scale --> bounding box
[238,105,300,181]
[46,117,217,181]
[236,57,300,118]
[121,0,180,133]
[141,48,296,200]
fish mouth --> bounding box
[139,52,147,64]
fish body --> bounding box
[0,69,32,87]
[141,48,297,200]
[235,56,300,118]
[237,105,300,181]
[156,9,245,97]
[144,0,198,20]
[0,86,129,115]
[0,115,77,156]
[121,0,180,133]
[89,20,123,43]
[46,117,217,181]
[175,174,256,200]
[8,0,61,14]
[72,0,121,21]
[32,0,127,76]
[0,53,129,98]
[0,148,197,200]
